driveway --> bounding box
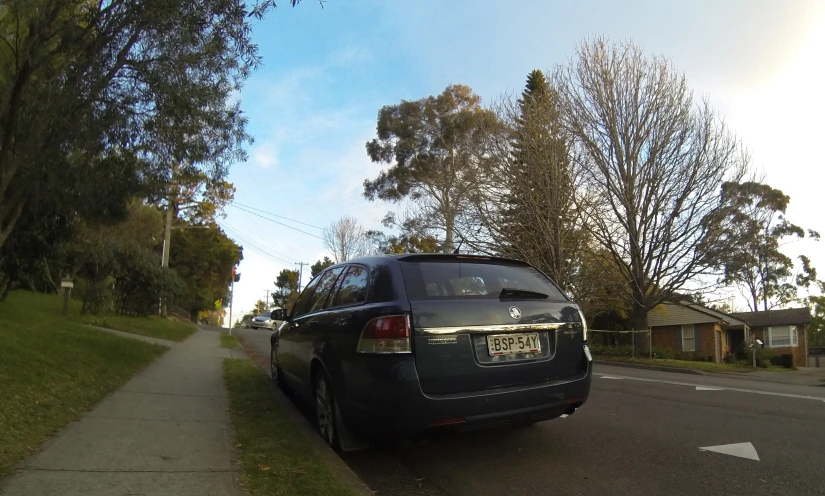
[234,328,825,496]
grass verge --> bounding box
[596,356,758,373]
[0,291,167,477]
[223,359,360,496]
[221,334,239,349]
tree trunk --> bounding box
[444,214,455,253]
[630,300,649,356]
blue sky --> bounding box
[220,0,825,323]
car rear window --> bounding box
[399,260,567,301]
[332,265,369,307]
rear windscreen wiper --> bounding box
[499,288,548,300]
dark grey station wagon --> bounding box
[270,253,592,449]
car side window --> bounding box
[291,273,324,318]
[331,265,369,307]
[305,267,345,315]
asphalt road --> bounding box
[234,328,825,496]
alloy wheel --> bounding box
[315,375,335,446]
[270,348,278,383]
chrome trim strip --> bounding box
[415,323,565,336]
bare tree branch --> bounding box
[554,37,748,333]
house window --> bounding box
[767,326,798,348]
[681,324,696,352]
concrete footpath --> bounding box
[1,329,248,496]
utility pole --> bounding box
[228,276,235,335]
[295,262,307,291]
[264,289,270,308]
[228,266,236,335]
[161,207,173,267]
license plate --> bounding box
[487,333,540,356]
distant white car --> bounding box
[250,311,277,330]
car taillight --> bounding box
[356,315,411,354]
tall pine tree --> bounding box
[499,70,579,290]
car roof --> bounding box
[340,253,531,266]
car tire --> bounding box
[313,371,341,451]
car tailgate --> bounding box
[398,257,585,395]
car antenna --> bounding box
[453,238,464,254]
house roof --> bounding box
[730,308,812,327]
[648,301,748,327]
[679,301,748,326]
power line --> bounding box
[220,224,294,265]
[230,201,324,230]
[221,220,296,261]
[228,204,324,240]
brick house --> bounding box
[729,308,812,367]
[648,302,812,367]
[648,301,749,364]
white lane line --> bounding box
[699,442,760,461]
[598,375,625,380]
[696,386,725,391]
[597,373,825,403]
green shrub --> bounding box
[113,247,185,317]
[651,346,674,359]
[588,343,634,357]
[755,347,776,368]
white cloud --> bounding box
[251,142,279,169]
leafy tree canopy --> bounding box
[311,257,335,277]
[274,269,299,308]
[169,224,243,319]
[364,84,499,251]
[0,0,305,256]
[709,181,819,311]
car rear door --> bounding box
[278,273,324,390]
[291,267,345,384]
[399,256,586,395]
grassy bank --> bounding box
[596,356,758,373]
[0,291,167,477]
[223,359,360,496]
[596,355,796,373]
[73,309,196,342]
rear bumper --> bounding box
[337,355,592,439]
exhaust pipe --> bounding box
[564,400,584,416]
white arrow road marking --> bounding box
[594,373,825,402]
[695,386,725,391]
[699,442,760,461]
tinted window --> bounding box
[291,274,324,318]
[332,266,369,307]
[262,311,271,318]
[400,261,566,301]
[306,267,345,314]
